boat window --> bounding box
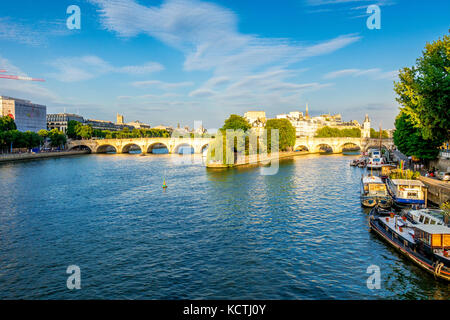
[424,217,430,224]
[430,219,436,225]
[419,215,424,223]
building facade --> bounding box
[47,113,84,133]
[275,106,366,138]
[0,96,47,132]
[244,111,266,128]
[362,114,371,138]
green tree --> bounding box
[265,118,296,152]
[221,114,252,132]
[315,126,361,138]
[394,32,449,144]
[75,124,93,140]
[38,129,48,138]
[67,120,81,139]
[370,128,389,138]
[0,116,16,132]
[393,111,441,160]
[48,129,67,148]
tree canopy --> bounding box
[265,118,296,152]
[66,120,81,139]
[370,128,389,139]
[393,111,441,160]
[0,116,17,132]
[393,32,449,156]
[0,116,42,151]
[315,126,361,138]
[221,114,252,132]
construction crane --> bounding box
[0,69,45,82]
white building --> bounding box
[362,114,371,138]
[244,111,266,127]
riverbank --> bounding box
[419,175,450,206]
[206,150,308,169]
[0,150,90,163]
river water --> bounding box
[0,153,449,299]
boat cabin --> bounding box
[407,209,448,227]
[414,224,450,249]
[362,175,387,196]
[388,179,427,201]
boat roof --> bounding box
[390,179,425,187]
[415,224,450,235]
[362,175,384,184]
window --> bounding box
[424,217,430,224]
[419,216,424,223]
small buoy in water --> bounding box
[162,178,167,189]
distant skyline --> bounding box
[0,0,448,129]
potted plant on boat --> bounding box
[441,201,450,225]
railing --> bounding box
[439,149,450,159]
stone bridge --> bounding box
[67,137,394,154]
[293,137,394,154]
[67,137,213,154]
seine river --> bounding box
[0,153,449,299]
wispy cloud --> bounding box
[0,55,60,102]
[87,0,360,117]
[89,0,361,75]
[0,17,71,46]
[131,80,194,89]
[48,56,164,82]
[306,0,389,6]
[323,68,398,80]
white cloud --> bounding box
[323,68,398,80]
[0,56,59,102]
[0,17,71,46]
[131,80,194,89]
[48,55,164,82]
[86,0,367,124]
[89,0,361,74]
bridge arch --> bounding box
[147,142,169,154]
[363,144,389,152]
[200,143,209,154]
[96,144,118,153]
[174,143,195,154]
[294,145,309,152]
[340,142,361,153]
[121,143,142,154]
[314,143,333,153]
[68,144,92,153]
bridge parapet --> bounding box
[67,137,394,154]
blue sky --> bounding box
[0,0,448,129]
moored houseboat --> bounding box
[369,213,450,282]
[360,175,392,208]
[386,178,427,208]
[402,208,449,227]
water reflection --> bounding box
[0,153,449,299]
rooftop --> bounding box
[415,224,450,235]
[391,179,426,187]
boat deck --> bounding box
[378,216,416,244]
